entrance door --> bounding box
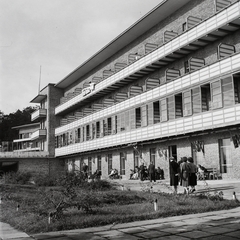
[219,138,232,174]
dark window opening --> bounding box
[233,74,240,104]
[150,148,156,166]
[120,152,126,175]
[184,61,189,73]
[86,125,90,140]
[201,84,211,112]
[175,94,183,118]
[153,101,160,123]
[107,154,112,174]
[136,108,141,128]
[96,122,100,138]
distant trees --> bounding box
[0,106,38,142]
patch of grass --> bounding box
[0,183,239,234]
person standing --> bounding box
[82,163,88,180]
[180,157,190,194]
[187,157,198,193]
[148,161,156,183]
[139,162,145,181]
[169,157,179,194]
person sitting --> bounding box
[109,169,118,179]
[197,164,207,180]
[130,169,135,179]
[92,169,101,180]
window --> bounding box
[92,123,95,139]
[96,121,100,138]
[88,157,92,175]
[82,126,85,141]
[134,150,140,168]
[219,138,232,174]
[184,60,190,73]
[103,119,107,136]
[153,101,160,123]
[168,145,177,160]
[97,155,101,171]
[120,152,126,175]
[233,74,240,104]
[107,154,112,175]
[136,107,141,128]
[201,84,211,112]
[175,94,183,118]
[107,117,112,135]
[86,125,90,140]
[150,148,156,166]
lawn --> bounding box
[1,180,240,234]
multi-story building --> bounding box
[6,0,240,179]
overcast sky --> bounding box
[0,0,162,114]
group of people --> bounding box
[130,163,164,181]
[170,156,198,194]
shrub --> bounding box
[33,174,59,186]
[3,171,32,184]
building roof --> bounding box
[55,0,191,89]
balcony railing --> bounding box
[55,1,240,115]
[55,51,240,135]
[31,108,47,122]
[0,151,49,158]
[31,129,47,140]
[55,104,240,157]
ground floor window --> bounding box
[107,154,112,174]
[134,150,140,168]
[120,152,126,175]
[97,155,102,171]
[150,148,156,166]
[168,145,177,160]
[219,138,232,174]
[88,157,92,174]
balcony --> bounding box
[0,151,49,158]
[31,108,47,122]
[31,129,47,140]
[55,1,240,115]
[55,104,240,157]
[55,51,240,135]
[13,137,31,143]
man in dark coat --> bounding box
[139,163,145,181]
[82,163,88,180]
[148,161,156,182]
[169,157,179,194]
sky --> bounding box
[0,0,162,114]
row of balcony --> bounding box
[59,42,238,127]
[55,0,240,115]
[0,151,49,158]
[55,103,240,157]
[55,51,240,135]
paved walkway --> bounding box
[1,179,240,240]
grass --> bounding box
[0,182,240,234]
